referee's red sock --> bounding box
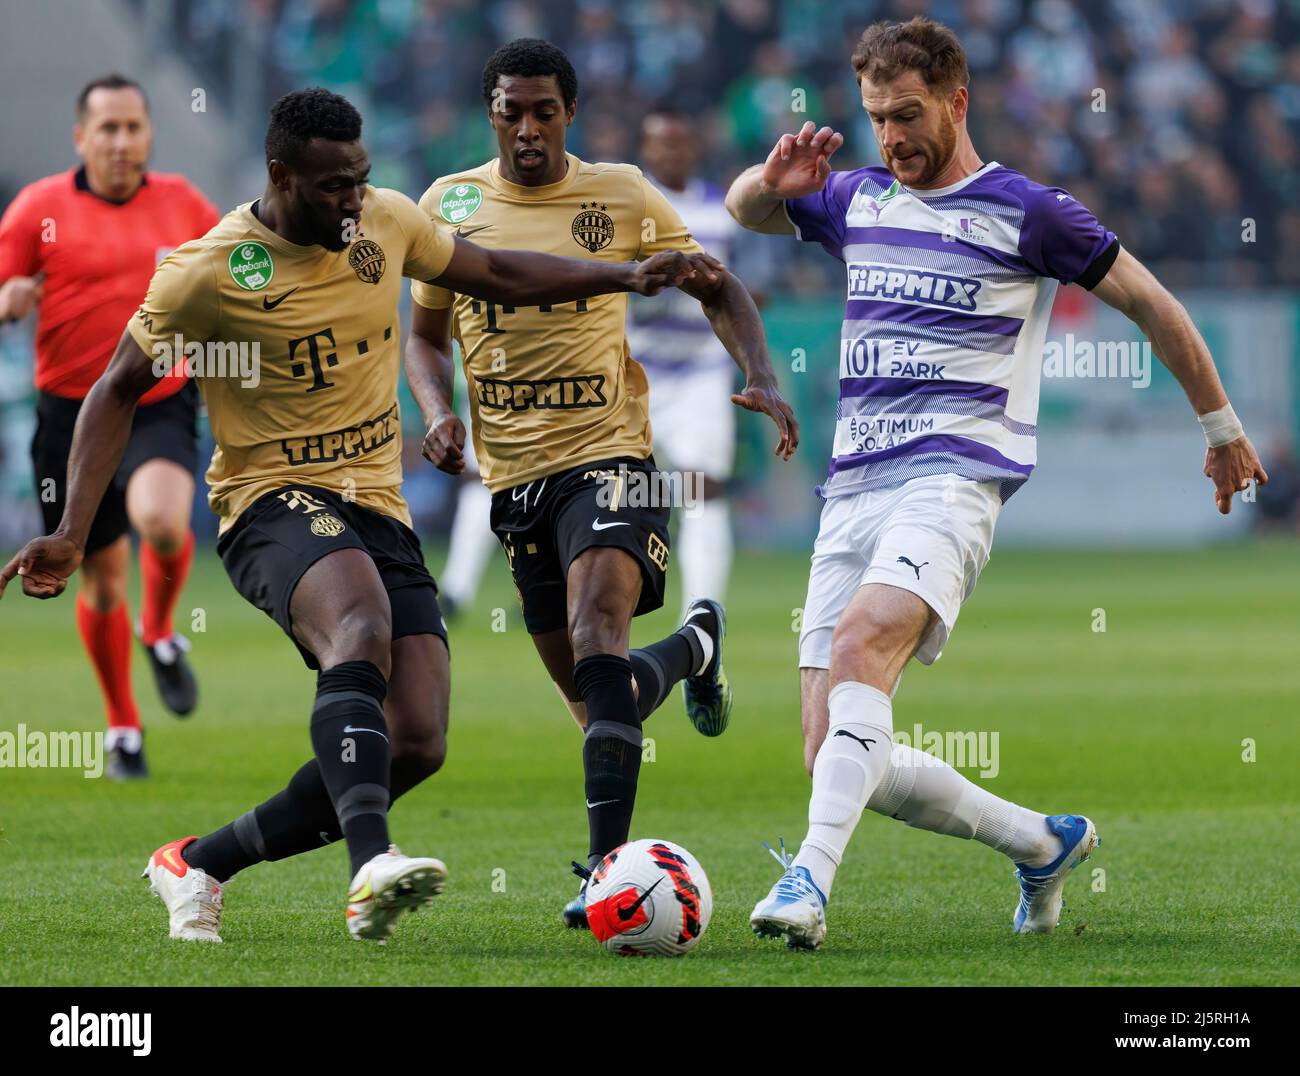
[139,530,194,646]
[75,594,141,736]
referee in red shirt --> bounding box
[0,74,218,779]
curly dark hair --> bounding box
[264,87,363,167]
[851,16,969,94]
[481,38,578,109]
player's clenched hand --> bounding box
[0,275,44,322]
[732,379,800,461]
[631,252,722,296]
[421,412,466,475]
[1204,435,1267,515]
[0,535,83,600]
[761,122,845,200]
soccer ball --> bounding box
[585,838,713,957]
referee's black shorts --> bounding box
[30,380,199,556]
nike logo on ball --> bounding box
[617,878,663,921]
[591,519,630,531]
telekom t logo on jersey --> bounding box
[848,263,982,311]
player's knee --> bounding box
[137,513,187,555]
[392,732,446,778]
[327,605,392,668]
[79,568,127,613]
[829,606,908,669]
[567,604,626,660]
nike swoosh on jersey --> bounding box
[455,225,491,239]
[591,519,630,531]
[261,287,298,310]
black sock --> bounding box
[309,660,393,877]
[575,654,642,862]
[629,627,703,720]
[183,754,435,883]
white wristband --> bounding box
[1197,404,1244,448]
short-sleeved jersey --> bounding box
[411,153,703,492]
[126,186,454,533]
[785,161,1118,501]
[0,168,218,404]
[625,177,738,374]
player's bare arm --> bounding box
[1091,248,1268,515]
[432,236,716,305]
[725,121,845,234]
[0,328,158,599]
[405,303,465,476]
[675,260,800,460]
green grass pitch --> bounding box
[1,541,1296,985]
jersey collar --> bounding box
[74,165,149,205]
[904,161,1000,199]
[489,152,582,200]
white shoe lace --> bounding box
[192,884,223,934]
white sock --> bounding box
[678,498,731,614]
[440,481,495,607]
[106,727,142,753]
[793,682,894,898]
[866,743,1059,866]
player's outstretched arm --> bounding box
[677,261,799,460]
[405,303,465,476]
[1091,247,1267,514]
[725,121,845,233]
[430,237,716,306]
[0,329,159,600]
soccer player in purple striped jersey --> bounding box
[727,16,1268,948]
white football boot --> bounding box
[142,836,223,942]
[749,839,828,950]
[346,845,448,943]
[1012,814,1100,934]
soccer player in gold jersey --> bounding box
[406,40,800,931]
[0,88,712,945]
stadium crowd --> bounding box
[156,0,1300,290]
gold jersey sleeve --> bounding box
[410,155,703,493]
[127,186,454,533]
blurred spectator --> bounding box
[148,0,1298,291]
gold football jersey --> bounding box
[411,154,703,492]
[127,187,454,533]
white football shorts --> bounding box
[798,473,1002,668]
[646,363,736,479]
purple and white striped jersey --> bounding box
[627,178,737,373]
[786,161,1118,501]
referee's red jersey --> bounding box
[0,168,218,404]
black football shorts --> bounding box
[31,381,199,556]
[218,484,447,669]
[490,455,671,635]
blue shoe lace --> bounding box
[761,838,826,907]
